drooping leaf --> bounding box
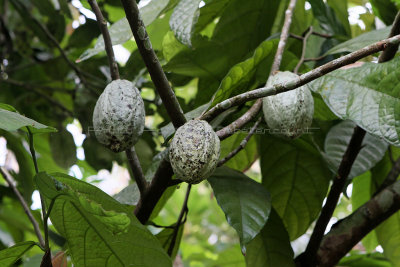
[34,172,171,267]
[208,167,271,251]
[245,209,295,267]
[49,130,77,169]
[0,108,56,134]
[0,241,37,266]
[209,39,277,108]
[324,27,390,55]
[260,135,331,239]
[309,58,400,146]
[169,0,202,46]
[324,120,388,178]
[78,0,172,61]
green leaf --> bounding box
[49,130,77,169]
[220,132,258,172]
[34,172,171,267]
[324,27,390,55]
[170,0,202,47]
[376,214,400,267]
[208,167,271,251]
[309,58,400,146]
[338,252,392,267]
[0,108,56,134]
[245,209,295,267]
[78,0,172,61]
[370,0,398,25]
[352,172,379,252]
[0,241,37,266]
[260,135,331,239]
[209,39,277,108]
[324,120,388,178]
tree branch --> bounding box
[200,34,400,122]
[126,147,148,195]
[167,184,191,256]
[301,126,366,266]
[378,11,400,62]
[316,178,400,266]
[217,117,261,166]
[294,27,313,74]
[120,0,186,128]
[87,0,119,80]
[0,167,45,249]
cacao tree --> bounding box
[1,0,400,266]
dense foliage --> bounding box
[1,0,400,266]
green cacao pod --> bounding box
[169,120,220,184]
[93,79,145,152]
[262,71,314,139]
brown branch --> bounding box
[87,0,119,80]
[271,0,298,72]
[294,27,313,74]
[217,117,261,166]
[167,184,191,256]
[200,34,400,122]
[126,147,148,195]
[300,126,366,266]
[378,11,400,62]
[120,0,186,129]
[316,178,400,266]
[0,167,45,249]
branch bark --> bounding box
[301,126,366,266]
[120,0,186,129]
[200,34,400,122]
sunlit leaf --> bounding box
[0,241,37,266]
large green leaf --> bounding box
[209,39,277,107]
[324,27,390,55]
[0,241,37,266]
[0,108,56,134]
[260,135,331,239]
[245,209,295,267]
[208,167,271,251]
[338,252,392,267]
[78,0,172,61]
[169,0,202,47]
[34,172,171,267]
[324,120,388,178]
[310,58,400,146]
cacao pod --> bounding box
[93,79,145,152]
[262,71,314,138]
[169,120,220,184]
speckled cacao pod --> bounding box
[93,79,145,152]
[262,71,314,139]
[169,120,220,184]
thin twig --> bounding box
[301,126,366,266]
[126,147,148,195]
[0,167,45,249]
[120,0,186,128]
[294,27,313,74]
[311,31,333,39]
[218,117,261,166]
[303,55,327,62]
[26,128,50,251]
[200,34,400,122]
[167,184,191,256]
[87,0,119,80]
[271,0,298,73]
[1,78,72,92]
[215,0,298,140]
